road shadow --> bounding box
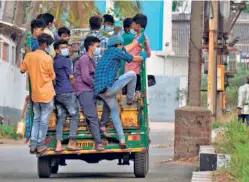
[52,172,134,179]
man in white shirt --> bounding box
[237,77,249,125]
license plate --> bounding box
[76,140,108,148]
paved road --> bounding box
[0,122,195,182]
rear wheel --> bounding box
[38,157,51,178]
[51,165,59,174]
[134,151,149,178]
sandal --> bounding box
[67,140,81,151]
[66,146,81,151]
[55,148,64,153]
[95,144,105,151]
[30,148,37,154]
[119,140,127,149]
[37,146,52,154]
[127,99,134,105]
[100,127,111,138]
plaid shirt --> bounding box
[94,47,134,95]
[80,30,108,63]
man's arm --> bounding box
[145,37,151,58]
[64,59,76,89]
[48,59,56,80]
[20,55,28,74]
[118,48,145,63]
[79,57,94,88]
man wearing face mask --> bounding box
[75,36,105,151]
[53,40,81,152]
[100,14,115,37]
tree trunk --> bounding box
[13,1,26,26]
[15,1,40,66]
[23,1,41,30]
[2,0,16,23]
[187,1,204,106]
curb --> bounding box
[191,171,212,182]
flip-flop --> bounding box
[30,148,37,154]
[66,146,81,151]
[55,148,64,153]
[37,146,52,154]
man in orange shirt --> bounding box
[21,33,55,154]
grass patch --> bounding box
[0,125,20,140]
[216,120,249,182]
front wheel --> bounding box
[134,151,149,178]
[51,165,59,174]
[38,157,51,178]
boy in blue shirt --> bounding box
[53,40,80,152]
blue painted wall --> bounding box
[139,1,164,51]
[95,1,106,14]
[95,0,164,51]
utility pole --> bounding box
[187,1,203,106]
[208,0,219,117]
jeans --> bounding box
[238,114,249,126]
[55,92,79,141]
[30,99,54,149]
[78,91,102,145]
[99,71,137,141]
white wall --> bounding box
[0,35,27,112]
[147,51,189,108]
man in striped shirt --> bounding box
[80,16,108,64]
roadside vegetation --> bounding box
[214,119,249,182]
[0,125,20,140]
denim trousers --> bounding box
[30,99,54,149]
[55,92,80,141]
[99,71,137,141]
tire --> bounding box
[51,165,59,174]
[38,157,51,178]
[134,151,149,178]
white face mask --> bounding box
[61,48,69,57]
[93,47,101,56]
[130,29,136,35]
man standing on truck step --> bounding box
[53,40,81,152]
[20,33,55,154]
[94,35,147,149]
[75,36,105,151]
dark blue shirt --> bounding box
[54,55,74,95]
[31,37,39,51]
[94,47,133,95]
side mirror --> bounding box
[148,75,156,87]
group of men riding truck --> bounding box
[20,12,151,154]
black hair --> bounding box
[84,36,101,51]
[36,14,43,19]
[39,13,54,26]
[123,18,133,29]
[37,33,54,46]
[58,27,71,37]
[103,14,114,24]
[89,16,103,30]
[132,14,148,29]
[31,19,45,33]
[54,40,68,50]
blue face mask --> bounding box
[61,48,69,57]
[93,47,101,56]
[104,26,114,32]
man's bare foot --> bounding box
[55,146,64,152]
